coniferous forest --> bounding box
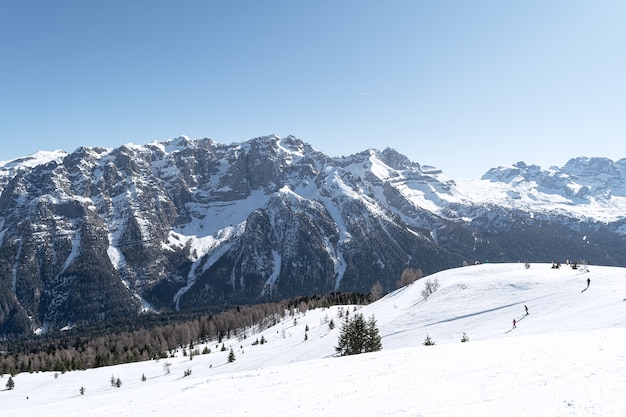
[0,292,370,376]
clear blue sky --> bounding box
[2,1,625,179]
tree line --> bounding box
[0,292,370,376]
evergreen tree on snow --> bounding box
[335,313,382,356]
[423,334,436,346]
[365,315,382,352]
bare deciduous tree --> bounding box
[369,281,385,301]
[421,278,440,299]
[397,268,424,288]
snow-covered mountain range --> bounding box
[1,135,625,334]
[3,263,625,416]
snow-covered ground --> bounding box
[3,263,625,416]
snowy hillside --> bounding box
[3,263,625,416]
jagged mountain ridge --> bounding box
[1,135,625,334]
[482,158,626,200]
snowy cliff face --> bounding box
[1,135,625,334]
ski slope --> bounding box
[3,263,626,416]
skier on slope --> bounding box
[512,319,517,329]
[587,277,591,287]
[524,305,529,315]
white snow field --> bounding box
[3,263,626,416]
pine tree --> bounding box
[335,315,350,355]
[365,315,382,352]
[351,313,367,353]
[6,376,15,390]
[423,334,436,346]
[228,348,236,363]
[335,313,382,356]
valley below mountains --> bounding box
[1,134,625,335]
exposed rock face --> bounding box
[1,135,625,335]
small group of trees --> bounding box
[110,375,122,388]
[251,336,267,346]
[397,268,424,288]
[421,278,440,299]
[335,313,382,356]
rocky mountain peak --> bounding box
[562,156,620,177]
[481,161,541,183]
[377,147,412,171]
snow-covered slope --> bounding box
[3,263,625,416]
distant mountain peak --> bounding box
[477,156,626,202]
[562,156,619,177]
